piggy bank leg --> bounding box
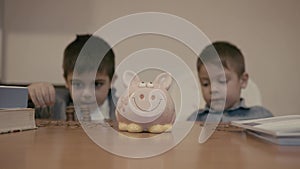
[163,124,173,132]
[149,124,173,133]
[118,122,129,131]
[118,122,143,132]
[127,123,143,132]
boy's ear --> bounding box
[240,72,249,89]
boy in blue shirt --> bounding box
[28,34,116,120]
[188,41,273,122]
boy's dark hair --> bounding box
[63,34,115,80]
[197,41,245,77]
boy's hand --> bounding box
[28,82,56,108]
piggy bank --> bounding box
[116,71,176,133]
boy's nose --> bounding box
[82,87,94,98]
[210,83,227,98]
[210,84,219,93]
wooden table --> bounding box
[0,122,299,169]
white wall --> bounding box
[2,0,300,116]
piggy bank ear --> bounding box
[123,70,140,87]
[153,73,172,90]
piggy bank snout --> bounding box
[132,89,164,111]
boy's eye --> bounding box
[201,81,210,87]
[219,79,227,84]
[95,81,104,88]
[72,81,83,89]
[202,83,209,87]
[218,76,228,84]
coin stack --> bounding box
[65,106,75,121]
[80,107,91,123]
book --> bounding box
[231,115,300,145]
[0,85,28,108]
[246,130,300,146]
[0,108,37,134]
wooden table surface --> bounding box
[0,122,299,169]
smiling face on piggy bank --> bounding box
[116,71,176,133]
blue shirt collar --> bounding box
[201,98,249,113]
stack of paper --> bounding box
[231,115,300,146]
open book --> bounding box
[0,108,37,134]
[231,115,300,145]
